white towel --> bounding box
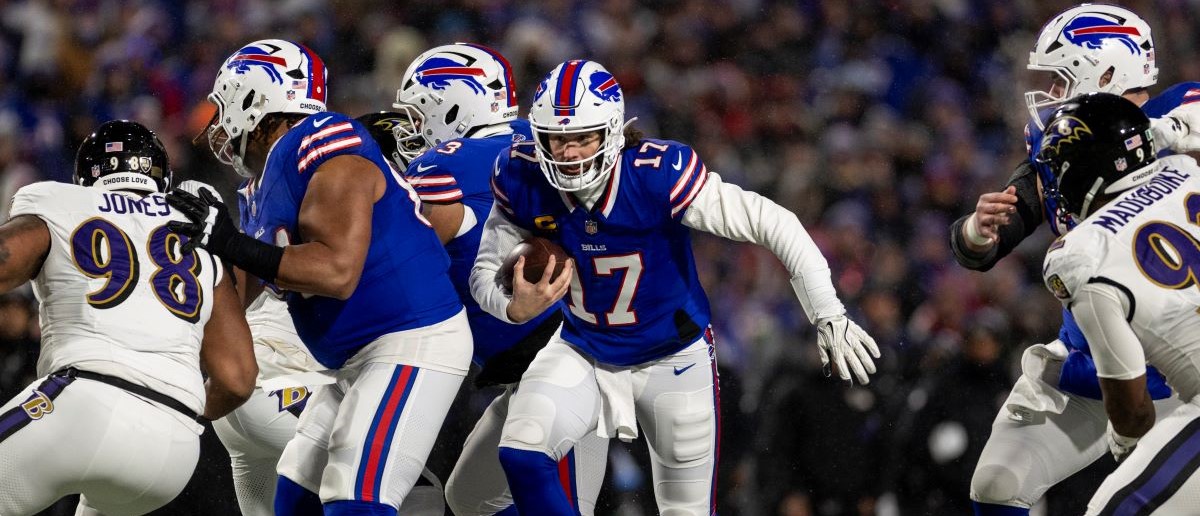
[595,364,638,442]
[261,370,337,392]
[1004,340,1070,422]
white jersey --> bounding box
[1043,155,1200,401]
[244,292,321,385]
[8,181,223,414]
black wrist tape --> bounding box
[223,233,285,283]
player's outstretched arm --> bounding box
[199,272,257,421]
[168,155,383,300]
[470,204,532,323]
[0,215,49,293]
[1072,282,1155,461]
[949,160,1043,271]
[679,171,879,384]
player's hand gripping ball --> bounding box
[498,237,569,294]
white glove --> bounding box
[175,179,224,203]
[1106,422,1140,463]
[1151,103,1200,153]
[815,314,881,385]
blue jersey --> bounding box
[405,120,563,366]
[493,138,712,366]
[238,112,462,368]
[1025,86,1199,400]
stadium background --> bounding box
[1,0,1194,514]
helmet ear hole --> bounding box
[242,90,256,111]
[445,105,459,124]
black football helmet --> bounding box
[356,111,423,170]
[75,120,171,193]
[1035,92,1156,221]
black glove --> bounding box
[166,188,239,255]
[166,188,285,283]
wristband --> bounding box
[222,233,285,283]
[964,213,992,247]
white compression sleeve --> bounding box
[470,204,532,324]
[1071,282,1146,380]
[681,172,844,322]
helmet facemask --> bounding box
[390,102,430,166]
[532,117,623,192]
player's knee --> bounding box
[970,464,1028,507]
[656,394,715,467]
[443,475,477,516]
[499,392,558,452]
[275,434,324,494]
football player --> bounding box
[470,59,880,514]
[0,120,256,515]
[1037,92,1200,515]
[166,40,471,516]
[380,42,608,516]
[951,5,1200,514]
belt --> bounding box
[51,368,208,424]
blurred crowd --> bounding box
[4,0,1198,514]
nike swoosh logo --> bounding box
[254,227,266,238]
[673,364,696,376]
[416,163,437,172]
[672,152,684,170]
[313,116,333,128]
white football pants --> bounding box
[0,375,200,515]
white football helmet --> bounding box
[1026,4,1157,128]
[392,43,518,164]
[529,60,625,192]
[208,39,328,177]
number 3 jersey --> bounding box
[238,112,462,369]
[491,139,713,366]
[1042,155,1200,402]
[9,182,222,414]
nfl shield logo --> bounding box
[1115,157,1128,171]
[287,90,296,101]
[585,220,598,235]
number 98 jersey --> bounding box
[9,181,221,414]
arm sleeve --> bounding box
[1071,282,1146,381]
[470,204,533,324]
[681,171,844,322]
[404,154,464,204]
[950,160,1044,271]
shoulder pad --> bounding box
[8,181,75,219]
[1043,228,1105,302]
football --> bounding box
[497,236,569,294]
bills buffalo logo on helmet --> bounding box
[588,71,621,102]
[533,77,550,102]
[413,55,488,95]
[1062,14,1143,54]
[226,43,290,84]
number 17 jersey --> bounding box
[491,139,712,366]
